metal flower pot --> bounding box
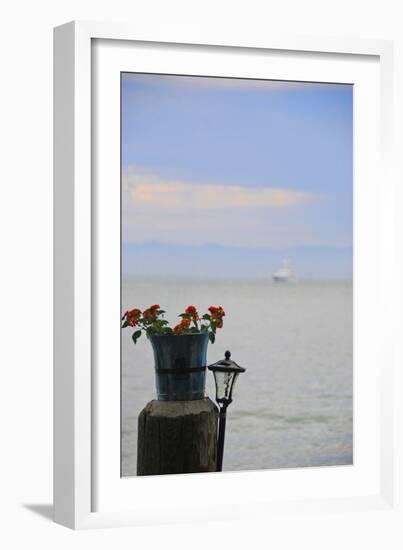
[148,332,209,401]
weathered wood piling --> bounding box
[137,398,218,476]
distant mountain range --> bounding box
[122,242,352,280]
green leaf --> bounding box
[121,320,129,328]
[208,332,215,344]
[202,314,211,320]
[132,330,142,344]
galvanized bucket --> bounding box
[148,333,209,401]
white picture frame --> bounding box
[54,20,397,530]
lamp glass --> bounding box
[213,370,239,403]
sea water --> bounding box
[121,278,353,476]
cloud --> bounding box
[123,167,318,210]
[121,167,329,248]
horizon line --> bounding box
[122,241,353,251]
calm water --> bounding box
[121,278,353,477]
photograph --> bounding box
[120,72,353,477]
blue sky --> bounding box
[121,73,353,279]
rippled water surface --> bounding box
[121,278,353,476]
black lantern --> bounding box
[208,351,246,471]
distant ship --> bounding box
[272,259,296,283]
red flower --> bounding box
[185,305,199,320]
[142,304,161,323]
[173,317,191,335]
[121,303,226,343]
[143,306,159,322]
[181,318,191,329]
[208,305,225,319]
[126,308,141,326]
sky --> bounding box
[121,73,353,279]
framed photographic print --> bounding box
[54,21,397,529]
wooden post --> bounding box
[137,398,218,476]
